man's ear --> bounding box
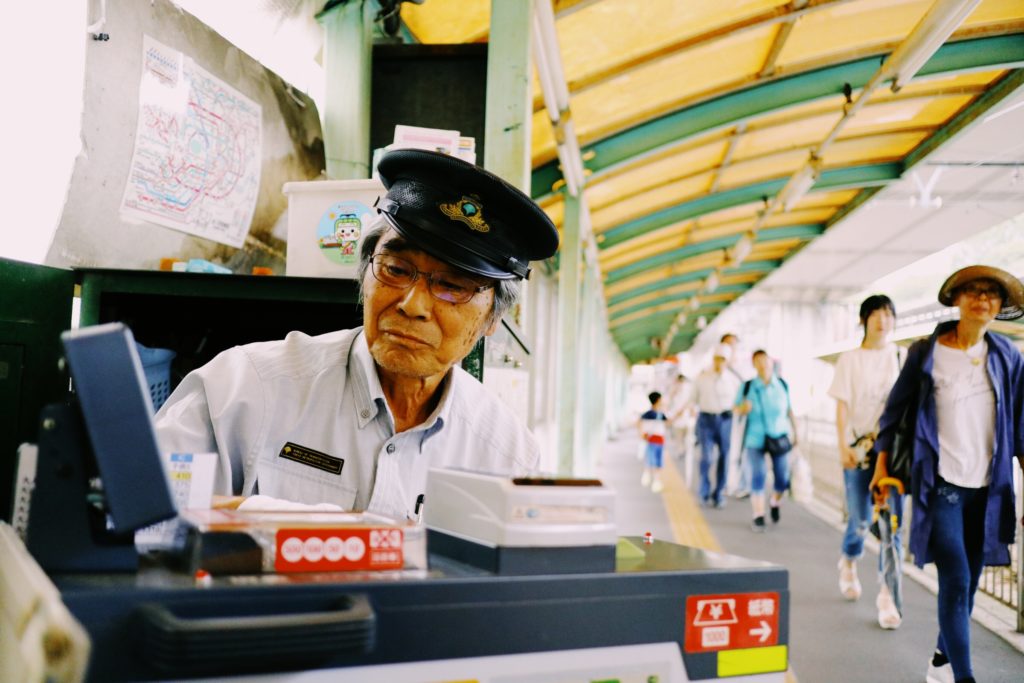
[482,317,500,337]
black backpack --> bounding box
[741,376,789,399]
[740,376,789,445]
[886,346,923,489]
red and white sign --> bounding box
[684,592,779,653]
[274,527,404,572]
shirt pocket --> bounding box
[254,455,357,509]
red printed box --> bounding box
[275,527,404,572]
[180,509,425,574]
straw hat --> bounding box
[938,265,1024,321]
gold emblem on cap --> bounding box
[440,196,490,233]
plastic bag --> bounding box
[789,449,814,503]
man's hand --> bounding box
[839,444,859,469]
[735,400,752,415]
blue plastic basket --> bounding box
[135,343,176,411]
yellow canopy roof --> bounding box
[402,0,1024,362]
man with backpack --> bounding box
[734,350,798,532]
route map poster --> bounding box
[120,35,262,248]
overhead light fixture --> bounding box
[689,296,701,312]
[676,312,688,326]
[531,0,585,197]
[704,270,720,294]
[780,159,819,212]
[889,0,981,92]
[696,316,708,330]
[728,231,755,267]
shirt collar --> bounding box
[349,330,386,430]
[349,329,452,445]
[403,369,455,450]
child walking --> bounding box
[639,391,669,493]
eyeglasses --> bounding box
[370,254,493,304]
[959,282,1003,300]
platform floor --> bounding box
[598,430,1024,683]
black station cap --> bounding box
[376,149,559,280]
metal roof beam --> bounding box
[613,305,728,339]
[758,1,808,79]
[598,162,900,251]
[531,33,1024,198]
[553,0,854,103]
[607,259,780,308]
[903,68,1024,171]
[610,284,753,323]
[606,224,825,285]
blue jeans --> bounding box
[645,442,664,469]
[841,466,903,572]
[746,447,789,494]
[697,412,732,503]
[929,479,987,681]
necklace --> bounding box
[953,329,984,366]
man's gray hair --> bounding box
[358,220,520,329]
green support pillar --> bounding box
[484,0,533,190]
[318,0,374,179]
[577,244,603,475]
[557,191,583,475]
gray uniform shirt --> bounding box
[154,328,540,520]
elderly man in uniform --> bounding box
[154,150,559,521]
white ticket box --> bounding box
[283,179,385,278]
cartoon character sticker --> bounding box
[317,201,370,265]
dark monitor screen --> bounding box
[61,323,176,532]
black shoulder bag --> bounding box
[886,346,919,488]
[755,380,792,457]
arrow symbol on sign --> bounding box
[750,620,772,643]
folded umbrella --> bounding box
[873,476,905,616]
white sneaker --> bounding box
[925,658,954,683]
[651,478,664,493]
[640,470,652,487]
[838,557,861,600]
[875,588,901,629]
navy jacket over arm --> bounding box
[875,320,1023,568]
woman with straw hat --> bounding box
[871,265,1024,683]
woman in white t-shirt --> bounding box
[828,295,903,629]
[871,265,1024,683]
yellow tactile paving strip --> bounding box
[659,456,722,552]
[657,457,799,683]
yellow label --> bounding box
[718,645,788,677]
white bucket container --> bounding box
[282,178,385,278]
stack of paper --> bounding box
[372,124,478,174]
